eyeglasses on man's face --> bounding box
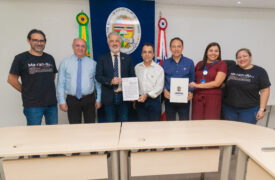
[74,44,86,49]
[30,39,46,43]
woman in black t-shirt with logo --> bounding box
[223,48,271,124]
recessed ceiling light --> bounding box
[237,1,241,5]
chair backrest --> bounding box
[223,60,236,73]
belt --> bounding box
[68,93,94,100]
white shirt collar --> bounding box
[111,52,120,58]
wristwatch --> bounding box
[259,108,266,112]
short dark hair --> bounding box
[142,43,154,52]
[170,37,183,47]
[27,29,46,41]
[236,48,252,59]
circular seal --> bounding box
[106,7,141,54]
[158,18,168,30]
[76,13,89,26]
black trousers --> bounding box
[66,93,95,124]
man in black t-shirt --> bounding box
[7,29,58,126]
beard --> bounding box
[32,45,45,53]
[110,45,120,53]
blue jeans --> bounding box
[103,93,128,122]
[23,105,58,125]
[222,104,259,124]
[136,97,161,121]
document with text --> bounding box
[170,78,189,103]
[122,77,139,101]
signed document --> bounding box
[122,77,139,101]
[170,78,189,103]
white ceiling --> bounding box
[155,0,275,9]
[3,0,275,9]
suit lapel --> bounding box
[107,52,114,76]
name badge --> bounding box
[201,79,206,83]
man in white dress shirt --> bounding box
[134,43,164,121]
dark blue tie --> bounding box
[114,55,118,77]
[76,58,82,99]
[113,55,119,90]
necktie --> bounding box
[76,58,82,99]
[114,55,119,77]
[113,55,119,90]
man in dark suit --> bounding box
[96,32,135,122]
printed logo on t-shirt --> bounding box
[228,72,254,82]
[28,63,54,74]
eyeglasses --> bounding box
[31,39,46,43]
[74,44,86,48]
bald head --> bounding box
[73,38,87,46]
[72,38,87,58]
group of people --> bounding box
[8,29,271,126]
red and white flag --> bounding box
[156,17,168,121]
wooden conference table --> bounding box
[0,123,121,180]
[118,120,275,180]
[1,120,275,180]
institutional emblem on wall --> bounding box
[106,7,141,54]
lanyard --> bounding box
[201,60,217,83]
